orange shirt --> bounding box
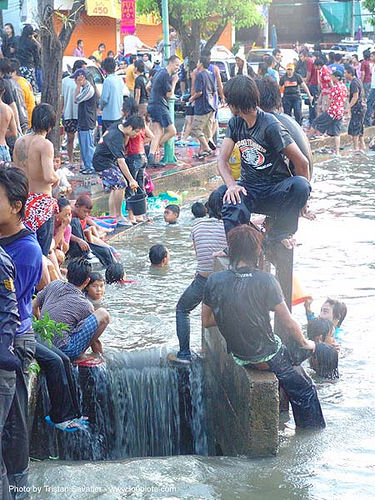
[17,76,35,128]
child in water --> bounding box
[105,262,126,284]
[85,272,106,309]
[164,204,180,224]
[307,318,339,379]
[305,297,347,339]
[191,202,207,219]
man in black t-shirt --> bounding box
[280,63,313,125]
[147,55,180,167]
[218,75,310,250]
[134,59,148,117]
[345,65,367,152]
[202,225,325,429]
[93,115,144,223]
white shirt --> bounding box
[62,76,78,120]
[123,35,143,55]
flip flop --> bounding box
[45,416,79,433]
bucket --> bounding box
[126,193,147,215]
[292,275,312,306]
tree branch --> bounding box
[204,18,228,54]
[58,0,85,50]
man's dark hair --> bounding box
[165,204,180,216]
[0,57,11,75]
[328,51,335,62]
[105,262,125,284]
[87,272,104,287]
[77,39,83,45]
[334,53,342,63]
[206,189,224,219]
[258,62,268,77]
[31,103,56,133]
[21,24,33,39]
[122,114,145,130]
[0,165,29,219]
[122,96,138,116]
[0,77,5,95]
[149,244,168,265]
[67,258,92,286]
[102,57,116,74]
[344,65,355,77]
[314,58,325,67]
[199,55,210,69]
[364,50,371,60]
[167,55,180,64]
[9,58,20,75]
[72,59,86,72]
[264,55,275,68]
[307,318,334,342]
[324,298,347,327]
[191,201,206,218]
[272,48,281,56]
[129,55,136,64]
[255,77,281,112]
[134,59,145,73]
[98,43,106,50]
[300,49,309,58]
[227,225,263,269]
[75,194,93,209]
[332,70,344,80]
[89,55,97,63]
[107,51,114,57]
[224,75,259,113]
[57,197,71,211]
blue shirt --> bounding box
[99,73,124,121]
[194,69,215,116]
[149,69,172,108]
[0,229,42,335]
[328,63,345,75]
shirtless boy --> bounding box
[13,103,59,255]
[0,77,17,161]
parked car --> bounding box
[247,48,298,74]
[210,45,236,83]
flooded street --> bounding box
[30,154,375,499]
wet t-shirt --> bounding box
[349,77,366,111]
[225,109,294,185]
[134,74,148,104]
[93,125,125,172]
[148,69,172,108]
[280,73,303,96]
[203,268,284,362]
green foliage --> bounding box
[363,0,375,27]
[32,313,68,348]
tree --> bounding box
[38,0,85,152]
[137,0,267,66]
[363,0,375,27]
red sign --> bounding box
[120,0,136,34]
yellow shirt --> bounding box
[17,76,35,128]
[91,50,103,62]
[229,146,241,180]
[125,64,135,91]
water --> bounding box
[29,155,375,499]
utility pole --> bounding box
[161,0,177,165]
[351,0,355,39]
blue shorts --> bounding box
[62,314,99,359]
[99,165,127,192]
[147,104,172,128]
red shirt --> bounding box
[126,129,146,155]
[306,58,319,85]
[327,82,348,120]
[360,60,371,84]
[320,65,332,95]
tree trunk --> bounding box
[179,20,201,71]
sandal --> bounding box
[45,416,79,433]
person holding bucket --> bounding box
[92,115,145,225]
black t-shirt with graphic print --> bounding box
[280,73,304,96]
[225,109,294,185]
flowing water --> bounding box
[29,155,375,499]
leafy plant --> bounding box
[32,313,69,348]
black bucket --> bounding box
[126,193,147,215]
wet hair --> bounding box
[72,59,86,72]
[57,197,71,211]
[9,58,20,75]
[334,53,342,62]
[149,244,168,265]
[105,263,125,284]
[191,202,206,218]
[199,55,210,69]
[167,55,180,64]
[332,70,344,80]
[227,225,263,269]
[67,258,92,286]
[21,24,34,39]
[165,204,180,216]
[102,57,116,74]
[0,77,5,95]
[134,59,145,73]
[0,57,11,75]
[122,96,139,117]
[223,75,259,113]
[75,194,93,209]
[344,65,355,77]
[4,23,15,37]
[324,298,347,327]
[122,114,145,130]
[307,318,334,342]
[31,103,56,133]
[206,189,224,219]
[0,164,28,219]
[256,77,281,112]
[87,271,104,287]
[314,58,325,67]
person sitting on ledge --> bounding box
[149,244,170,267]
[32,258,110,362]
[217,75,310,250]
[202,225,326,429]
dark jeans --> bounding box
[267,346,325,428]
[283,95,302,125]
[2,332,36,499]
[36,215,54,257]
[0,369,16,500]
[176,273,207,360]
[364,88,375,126]
[308,84,319,124]
[125,154,147,198]
[35,341,81,424]
[222,177,311,242]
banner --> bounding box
[85,0,120,19]
[120,0,136,34]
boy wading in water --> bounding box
[13,103,59,256]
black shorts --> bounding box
[147,104,172,128]
[348,107,366,137]
[63,119,78,134]
[313,112,342,137]
[185,104,195,116]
